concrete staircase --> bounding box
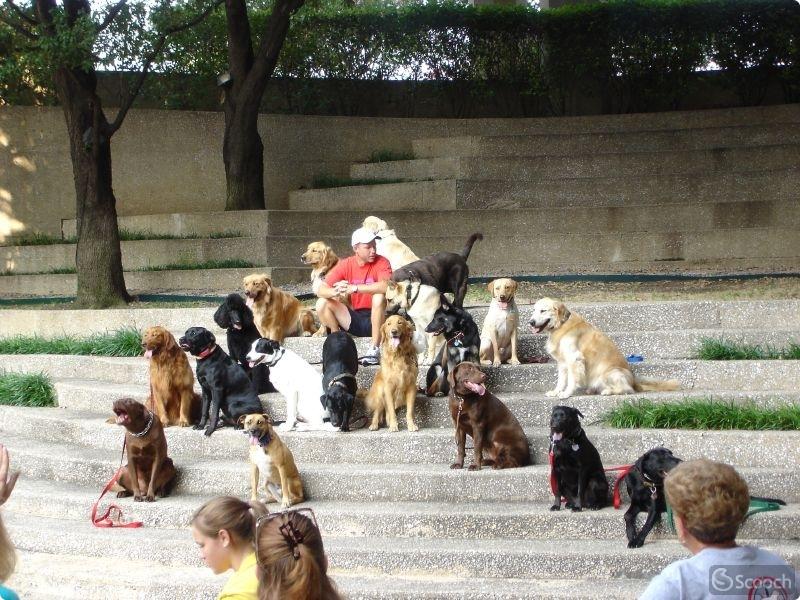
[2,104,799,296]
[2,299,799,598]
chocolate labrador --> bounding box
[549,405,608,511]
[448,362,531,471]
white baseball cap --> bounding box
[351,227,379,247]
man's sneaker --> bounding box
[360,345,380,366]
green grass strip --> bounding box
[368,149,414,163]
[0,372,56,407]
[601,398,800,430]
[135,259,256,272]
[311,174,406,189]
[0,327,142,357]
[697,338,800,360]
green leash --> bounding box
[666,497,784,534]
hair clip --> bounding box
[279,519,305,559]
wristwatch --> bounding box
[353,285,359,293]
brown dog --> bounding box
[365,315,419,432]
[239,413,304,508]
[112,398,176,502]
[448,362,531,471]
[242,273,316,343]
[142,326,201,427]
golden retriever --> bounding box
[365,315,419,432]
[362,216,419,270]
[242,273,316,343]
[529,298,679,398]
[141,326,201,427]
[301,241,349,336]
[480,278,521,366]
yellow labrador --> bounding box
[480,278,521,366]
[529,297,679,398]
[362,216,419,270]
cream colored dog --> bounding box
[362,216,419,270]
[529,297,679,399]
[480,278,521,366]
[385,279,443,365]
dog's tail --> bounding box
[633,377,680,392]
[300,308,317,336]
[460,233,483,260]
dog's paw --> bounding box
[628,538,644,549]
[550,504,561,511]
[178,419,190,427]
[116,490,132,498]
[509,357,520,365]
[388,423,399,432]
[450,463,463,470]
[557,391,574,399]
[480,359,492,366]
[134,494,145,502]
[368,423,380,431]
[193,422,206,431]
[467,463,480,471]
[281,498,291,509]
[492,359,501,367]
[407,422,419,432]
[570,506,583,512]
[145,494,155,502]
[204,426,215,437]
[545,390,559,397]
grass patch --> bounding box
[0,267,76,276]
[368,149,414,163]
[135,259,256,272]
[0,372,56,407]
[601,398,800,430]
[208,230,243,239]
[1,232,77,246]
[119,229,199,241]
[696,338,800,360]
[0,327,143,356]
[311,174,406,189]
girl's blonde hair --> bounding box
[665,459,750,544]
[0,513,16,582]
[256,511,341,600]
[191,496,268,544]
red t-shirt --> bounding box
[325,255,392,311]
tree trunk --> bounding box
[54,67,130,307]
[223,107,265,210]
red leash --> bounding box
[605,464,634,509]
[90,438,143,528]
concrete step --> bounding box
[289,179,457,211]
[8,551,650,600]
[412,123,800,158]
[62,211,271,239]
[351,145,800,182]
[20,353,800,394]
[4,433,799,501]
[5,513,799,579]
[2,299,798,337]
[11,478,799,542]
[2,406,798,468]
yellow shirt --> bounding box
[217,552,259,600]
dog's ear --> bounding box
[263,413,272,424]
[164,331,179,352]
[237,414,248,426]
[556,302,571,325]
[575,408,584,419]
[487,281,495,295]
[447,363,459,391]
[440,294,452,310]
[508,278,518,295]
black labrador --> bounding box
[321,331,359,431]
[392,232,482,308]
[549,405,608,512]
[213,293,276,395]
[624,447,682,548]
[424,297,480,397]
[178,326,263,437]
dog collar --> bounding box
[329,373,356,388]
[447,331,464,346]
[196,344,217,360]
[255,431,271,447]
[131,411,154,438]
[405,279,421,309]
[263,347,286,367]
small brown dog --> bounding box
[112,398,176,502]
[242,273,316,343]
[479,278,521,366]
[141,326,201,427]
[448,362,531,471]
[366,315,419,432]
[239,413,304,508]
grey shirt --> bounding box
[640,545,799,600]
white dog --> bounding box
[247,338,336,431]
[480,278,521,366]
[385,279,443,365]
[362,216,419,270]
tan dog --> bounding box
[301,241,348,336]
[362,216,419,270]
[239,413,304,508]
[242,273,316,343]
[141,326,201,427]
[529,298,679,398]
[480,278,521,366]
[384,279,443,365]
[366,315,419,432]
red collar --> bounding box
[197,345,217,360]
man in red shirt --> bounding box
[315,227,393,365]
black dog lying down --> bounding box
[424,297,480,397]
[392,232,482,308]
[549,405,608,511]
[214,293,276,395]
[179,326,263,436]
[321,331,359,431]
[624,447,682,548]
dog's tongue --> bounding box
[233,324,242,330]
[552,432,563,441]
[115,414,127,425]
[498,301,508,310]
[144,349,153,359]
[390,337,400,348]
[248,361,257,368]
[249,435,260,446]
[465,381,486,396]
[245,297,254,309]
